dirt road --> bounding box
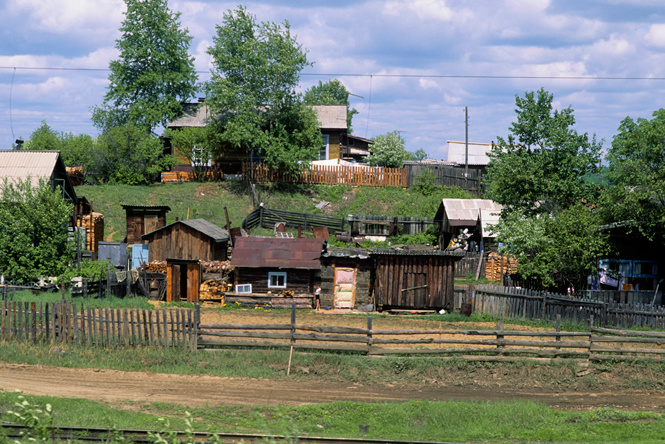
[1,362,663,411]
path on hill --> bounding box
[1,362,664,412]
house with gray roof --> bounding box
[142,218,230,261]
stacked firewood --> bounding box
[143,261,167,274]
[142,260,232,276]
[200,279,229,301]
[485,252,519,282]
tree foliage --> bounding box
[92,0,198,134]
[604,109,665,242]
[367,131,410,167]
[494,205,610,292]
[0,178,75,282]
[24,121,95,169]
[167,126,219,181]
[205,6,320,174]
[486,88,602,215]
[304,79,358,132]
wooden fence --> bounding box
[242,206,346,232]
[454,253,485,278]
[471,284,665,329]
[404,163,483,195]
[347,215,435,236]
[0,301,198,349]
[243,162,407,188]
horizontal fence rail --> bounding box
[242,206,346,232]
[0,301,198,349]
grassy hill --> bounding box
[76,181,473,242]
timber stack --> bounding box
[485,252,518,282]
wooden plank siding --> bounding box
[235,268,315,294]
[147,224,226,261]
[374,253,457,310]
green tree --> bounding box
[304,79,358,132]
[486,88,602,215]
[24,121,95,170]
[604,109,665,242]
[494,205,610,292]
[92,124,176,185]
[205,6,321,174]
[167,126,219,181]
[367,131,410,167]
[0,178,75,282]
[407,148,429,161]
[23,121,63,151]
[92,0,198,134]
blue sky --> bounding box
[2,0,665,160]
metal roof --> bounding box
[438,199,503,238]
[446,140,493,166]
[312,105,347,129]
[0,150,62,187]
[370,248,466,258]
[121,204,172,212]
[167,102,210,128]
[143,218,229,242]
[231,237,325,269]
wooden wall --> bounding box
[374,254,456,310]
[235,267,314,294]
[327,133,342,159]
[126,210,168,245]
[320,257,374,308]
[146,224,227,261]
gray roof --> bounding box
[167,102,210,128]
[0,150,62,188]
[312,105,347,130]
[143,218,229,242]
[446,140,493,166]
[438,198,503,238]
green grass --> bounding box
[1,391,664,443]
[76,182,472,242]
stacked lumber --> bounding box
[200,279,228,302]
[485,252,519,282]
[77,212,104,252]
[66,166,84,186]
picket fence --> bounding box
[243,162,407,188]
[0,301,198,349]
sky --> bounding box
[2,0,665,160]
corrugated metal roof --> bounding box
[143,218,229,242]
[440,198,503,237]
[0,150,62,188]
[121,204,171,211]
[312,105,347,129]
[403,159,457,166]
[231,237,325,269]
[370,248,466,257]
[446,140,493,166]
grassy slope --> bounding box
[76,181,472,242]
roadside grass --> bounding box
[1,391,664,443]
[5,290,153,309]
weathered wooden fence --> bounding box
[404,163,483,195]
[347,215,435,236]
[0,301,198,349]
[470,284,665,329]
[454,253,485,278]
[242,206,346,232]
[243,162,407,188]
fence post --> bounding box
[589,314,594,358]
[287,302,296,376]
[496,320,504,354]
[367,316,373,355]
[555,314,561,351]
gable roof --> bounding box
[0,150,77,203]
[436,198,503,237]
[142,218,229,242]
[312,105,347,130]
[167,101,209,129]
[446,140,493,166]
[231,237,325,269]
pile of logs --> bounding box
[485,252,519,282]
[142,260,232,276]
[200,279,229,301]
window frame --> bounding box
[268,271,287,289]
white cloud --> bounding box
[645,24,665,48]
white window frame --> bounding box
[319,134,329,160]
[191,145,212,167]
[268,272,287,289]
[235,284,252,293]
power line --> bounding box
[2,65,665,81]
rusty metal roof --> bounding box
[143,218,229,242]
[231,237,325,269]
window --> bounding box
[235,284,252,293]
[191,145,211,167]
[319,134,329,160]
[268,272,287,289]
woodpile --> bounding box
[485,252,518,282]
[142,260,232,276]
[77,212,104,252]
[200,279,229,301]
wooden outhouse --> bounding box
[142,218,229,261]
[231,237,325,295]
[122,205,170,245]
[320,248,374,310]
[373,249,463,311]
[166,258,201,303]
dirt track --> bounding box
[1,362,664,411]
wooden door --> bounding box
[334,267,356,309]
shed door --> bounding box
[145,215,158,235]
[334,267,355,309]
[404,272,428,308]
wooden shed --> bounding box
[231,237,325,295]
[320,248,374,310]
[142,218,229,261]
[373,249,463,311]
[122,205,171,245]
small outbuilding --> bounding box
[122,205,171,244]
[320,248,374,309]
[435,198,503,252]
[231,237,325,295]
[142,218,230,261]
[373,249,462,311]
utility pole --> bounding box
[464,107,469,186]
